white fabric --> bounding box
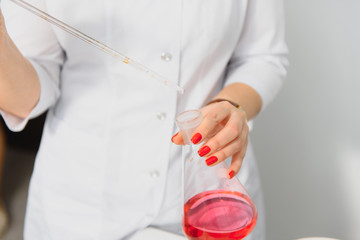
[130,227,186,240]
[1,0,288,239]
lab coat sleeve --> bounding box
[0,0,64,132]
[225,0,289,111]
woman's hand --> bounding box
[172,100,249,179]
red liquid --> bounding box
[183,190,257,240]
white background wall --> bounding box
[252,0,360,239]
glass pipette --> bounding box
[8,0,184,94]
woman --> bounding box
[0,0,288,239]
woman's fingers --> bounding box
[229,134,248,178]
[204,122,248,178]
[197,112,246,157]
[171,131,184,145]
[204,133,246,165]
[173,128,248,179]
[190,102,232,144]
[227,151,245,179]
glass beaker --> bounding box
[175,110,257,240]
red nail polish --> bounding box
[228,170,235,179]
[198,145,210,157]
[191,133,202,144]
[206,156,218,166]
[171,132,179,143]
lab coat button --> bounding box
[149,170,160,178]
[161,52,172,62]
[156,112,167,120]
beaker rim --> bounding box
[175,110,202,125]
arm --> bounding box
[0,0,64,131]
[173,0,288,178]
[0,9,40,118]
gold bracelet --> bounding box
[206,98,239,108]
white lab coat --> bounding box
[1,0,288,239]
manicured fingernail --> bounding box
[228,170,235,179]
[206,156,218,166]
[171,132,179,143]
[198,145,210,157]
[191,133,202,144]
